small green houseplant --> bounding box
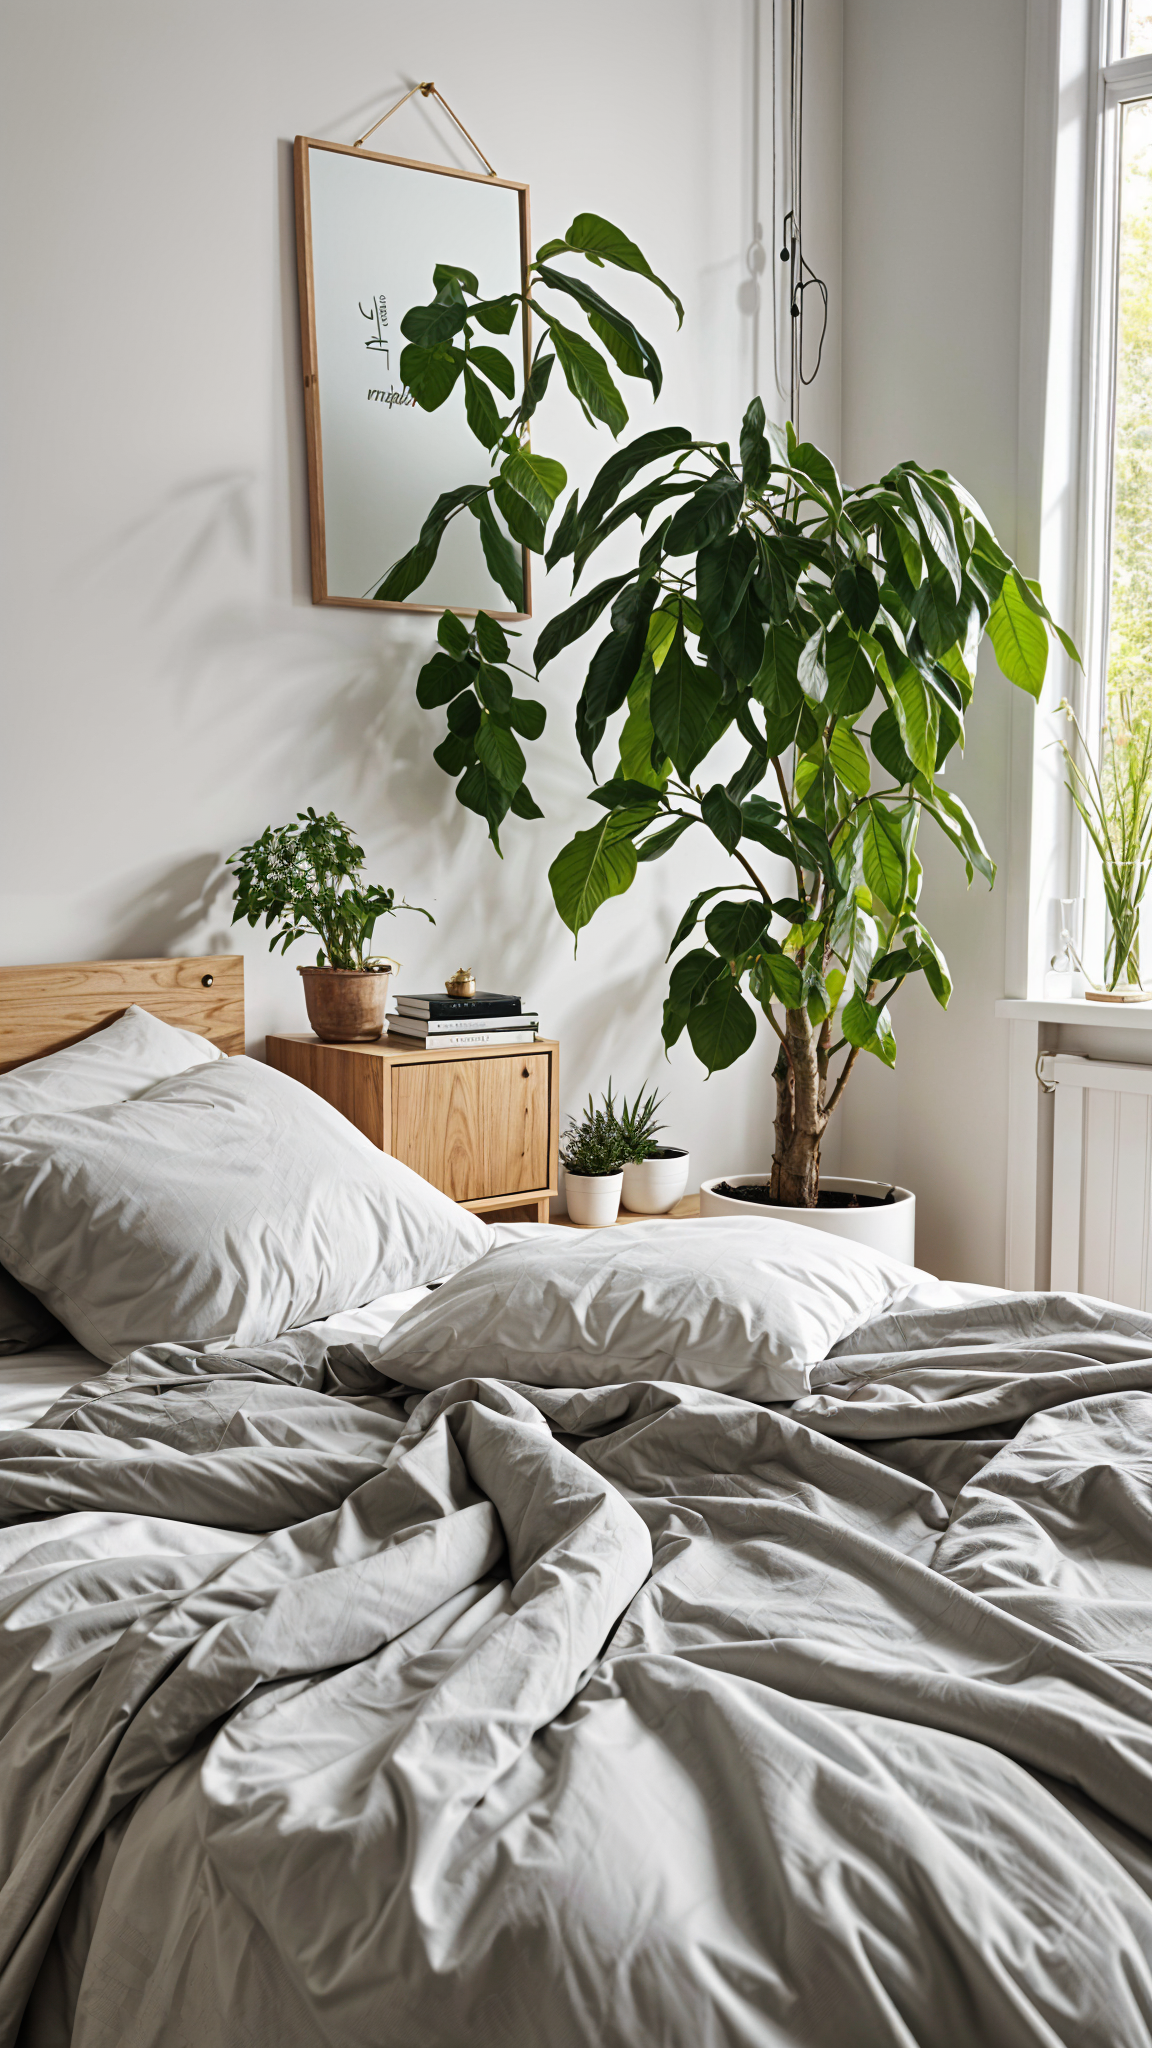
[560,1085,630,1226]
[616,1081,690,1216]
[385,213,1077,1209]
[228,808,433,1043]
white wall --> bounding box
[837,0,1029,1279]
[0,0,842,1192]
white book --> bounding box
[386,1021,539,1049]
[391,1011,539,1035]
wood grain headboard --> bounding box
[0,956,245,1073]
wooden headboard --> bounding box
[0,956,245,1073]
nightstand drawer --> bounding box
[391,1052,549,1201]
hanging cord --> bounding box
[779,0,828,430]
[353,80,498,177]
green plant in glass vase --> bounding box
[384,212,1077,1206]
[1054,694,1152,991]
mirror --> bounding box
[294,137,531,617]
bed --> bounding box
[2,960,1152,2048]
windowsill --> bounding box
[996,996,1152,1029]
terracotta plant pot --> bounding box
[698,1173,916,1264]
[298,966,391,1043]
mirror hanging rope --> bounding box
[352,80,498,178]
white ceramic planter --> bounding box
[621,1147,691,1215]
[699,1173,916,1265]
[564,1170,624,1227]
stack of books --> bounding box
[386,991,539,1049]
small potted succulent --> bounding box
[560,1086,630,1226]
[228,808,433,1042]
[618,1083,690,1215]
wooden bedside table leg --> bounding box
[535,1197,551,1223]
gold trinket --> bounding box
[445,967,476,999]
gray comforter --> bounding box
[3,1293,1152,2046]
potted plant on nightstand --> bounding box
[618,1083,690,1215]
[228,808,433,1043]
[561,1088,630,1226]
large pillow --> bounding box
[0,1264,68,1356]
[0,1004,223,1120]
[366,1218,925,1401]
[0,1057,493,1364]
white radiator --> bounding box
[1042,1052,1152,1306]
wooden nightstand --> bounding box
[266,1033,560,1225]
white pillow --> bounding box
[0,1003,223,1119]
[0,1057,493,1364]
[367,1217,924,1401]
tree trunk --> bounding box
[768,1006,826,1207]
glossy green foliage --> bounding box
[227,808,433,970]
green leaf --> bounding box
[535,263,663,397]
[416,651,476,708]
[636,814,696,861]
[576,583,659,769]
[521,352,555,423]
[475,664,513,717]
[797,627,829,705]
[890,662,939,778]
[789,441,842,509]
[618,672,670,789]
[508,696,546,740]
[437,612,472,657]
[650,618,724,777]
[542,315,628,435]
[579,426,693,532]
[474,612,510,664]
[544,488,581,569]
[446,691,481,737]
[493,478,546,552]
[373,534,440,602]
[739,395,773,492]
[750,623,804,715]
[534,572,635,672]
[501,447,569,525]
[463,364,504,447]
[828,721,871,796]
[696,528,757,637]
[433,731,474,776]
[763,951,805,1008]
[417,484,492,543]
[904,923,952,1005]
[432,262,479,296]
[663,946,726,1046]
[842,988,889,1060]
[686,977,758,1074]
[705,898,772,960]
[664,476,743,556]
[472,295,519,335]
[471,496,525,611]
[398,342,465,410]
[549,813,639,941]
[869,708,916,785]
[987,571,1048,698]
[400,299,471,345]
[510,782,544,820]
[552,212,684,324]
[468,344,515,398]
[919,782,996,887]
[833,564,881,633]
[824,622,878,716]
[590,777,664,811]
[701,783,744,853]
[456,760,512,855]
[741,795,797,866]
[904,473,963,601]
[475,716,526,792]
[861,803,909,914]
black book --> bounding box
[394,991,522,1019]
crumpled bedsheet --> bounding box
[2,1294,1152,2046]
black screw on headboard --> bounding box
[201,974,214,987]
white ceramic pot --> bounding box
[699,1173,916,1265]
[564,1170,624,1227]
[621,1147,691,1215]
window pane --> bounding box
[1126,2,1152,55]
[1105,97,1152,733]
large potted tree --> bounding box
[381,214,1075,1252]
